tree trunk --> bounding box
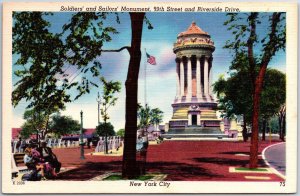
[262,118,266,141]
[282,115,286,142]
[249,65,267,168]
[278,115,282,140]
[122,12,145,179]
[242,115,248,142]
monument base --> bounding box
[162,126,227,139]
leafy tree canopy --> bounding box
[12,12,120,113]
[100,77,121,122]
[20,110,81,139]
[138,104,163,131]
[116,128,125,137]
[213,68,285,123]
[50,113,81,137]
[96,122,115,137]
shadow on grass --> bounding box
[57,161,122,181]
[146,161,224,180]
[57,160,223,181]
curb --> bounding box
[261,142,286,180]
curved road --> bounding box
[264,142,286,176]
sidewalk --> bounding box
[53,140,284,181]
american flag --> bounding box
[146,52,156,65]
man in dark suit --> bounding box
[37,140,61,173]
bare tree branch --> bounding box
[102,46,131,53]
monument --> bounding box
[164,21,226,138]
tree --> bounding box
[150,108,164,131]
[21,109,53,140]
[213,71,253,142]
[20,121,38,139]
[138,104,164,135]
[269,116,279,133]
[138,104,151,134]
[214,69,285,142]
[277,105,286,141]
[12,13,74,140]
[121,13,147,178]
[99,77,121,154]
[259,69,286,140]
[96,122,115,137]
[20,110,81,139]
[224,12,286,168]
[13,12,151,178]
[116,129,125,138]
[50,114,81,137]
[137,104,163,175]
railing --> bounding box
[94,136,123,153]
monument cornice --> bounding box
[173,44,215,54]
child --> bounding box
[24,148,34,166]
[24,147,47,180]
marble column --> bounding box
[196,56,202,99]
[180,59,184,97]
[209,58,213,99]
[187,57,192,100]
[176,60,181,98]
[204,57,209,98]
[209,64,212,97]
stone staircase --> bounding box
[162,126,227,139]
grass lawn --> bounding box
[104,174,154,181]
[235,167,268,172]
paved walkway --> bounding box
[263,142,286,176]
[52,140,284,181]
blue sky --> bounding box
[12,12,286,131]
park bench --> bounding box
[11,153,29,178]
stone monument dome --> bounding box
[180,21,208,36]
[174,21,215,55]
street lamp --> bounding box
[80,110,85,160]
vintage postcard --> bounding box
[2,1,297,194]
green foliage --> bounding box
[12,12,121,112]
[150,108,164,128]
[213,69,286,123]
[20,110,80,138]
[224,12,286,68]
[96,122,115,136]
[20,108,52,139]
[260,69,286,119]
[12,12,70,111]
[103,174,153,181]
[269,116,279,133]
[100,77,121,122]
[138,104,163,131]
[50,114,81,137]
[116,129,125,137]
[20,122,38,139]
[213,71,253,122]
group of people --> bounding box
[23,141,61,181]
